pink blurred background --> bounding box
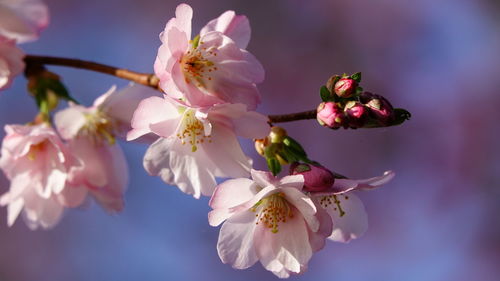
[1,0,499,280]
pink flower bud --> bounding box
[360,92,395,126]
[317,102,345,129]
[334,78,357,98]
[290,163,335,192]
[344,101,367,128]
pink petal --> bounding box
[203,123,251,179]
[57,184,87,208]
[319,170,395,195]
[307,204,333,252]
[127,96,180,140]
[173,3,192,40]
[0,0,49,43]
[54,105,87,140]
[217,210,259,269]
[250,169,276,187]
[281,187,318,232]
[319,193,368,243]
[278,175,305,190]
[209,178,257,210]
[254,206,312,276]
[143,138,217,198]
[200,10,251,49]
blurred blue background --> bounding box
[1,0,499,280]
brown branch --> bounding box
[24,55,160,89]
[24,54,320,123]
[268,110,317,123]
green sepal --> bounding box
[30,76,78,109]
[266,157,281,176]
[282,136,312,163]
[320,85,331,102]
[350,72,362,83]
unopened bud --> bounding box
[334,78,357,98]
[317,102,345,129]
[254,138,268,156]
[360,92,395,126]
[290,163,335,192]
[269,126,287,144]
[344,101,367,128]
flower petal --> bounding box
[203,123,251,179]
[143,138,217,198]
[217,210,259,269]
[127,96,180,140]
[320,193,368,243]
[200,10,251,49]
[254,206,312,276]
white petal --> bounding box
[320,193,368,243]
[53,106,87,140]
[254,207,312,275]
[203,123,251,179]
[282,187,318,232]
[143,138,217,198]
[217,210,259,269]
[127,96,180,140]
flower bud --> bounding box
[317,102,345,129]
[254,138,268,156]
[344,101,367,128]
[334,78,357,98]
[269,126,287,144]
[360,92,395,126]
[290,163,335,192]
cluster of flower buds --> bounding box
[255,126,312,176]
[317,73,410,129]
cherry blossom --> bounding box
[154,3,264,110]
[209,170,332,278]
[0,0,49,43]
[0,124,77,229]
[54,85,152,212]
[0,37,24,90]
[127,95,269,198]
[312,170,395,242]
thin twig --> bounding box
[24,54,319,123]
[24,55,160,89]
[268,110,317,123]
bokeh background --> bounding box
[1,0,499,280]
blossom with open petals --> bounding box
[154,3,264,110]
[0,124,78,229]
[209,170,332,278]
[54,85,152,212]
[0,0,49,43]
[0,37,24,90]
[312,170,395,242]
[127,95,269,198]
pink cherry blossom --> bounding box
[313,170,395,242]
[0,124,78,229]
[208,170,333,278]
[0,0,49,43]
[54,85,152,212]
[0,37,24,90]
[127,95,269,198]
[154,3,264,110]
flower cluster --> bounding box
[0,2,408,279]
[0,85,152,229]
[129,3,269,198]
[317,73,410,129]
